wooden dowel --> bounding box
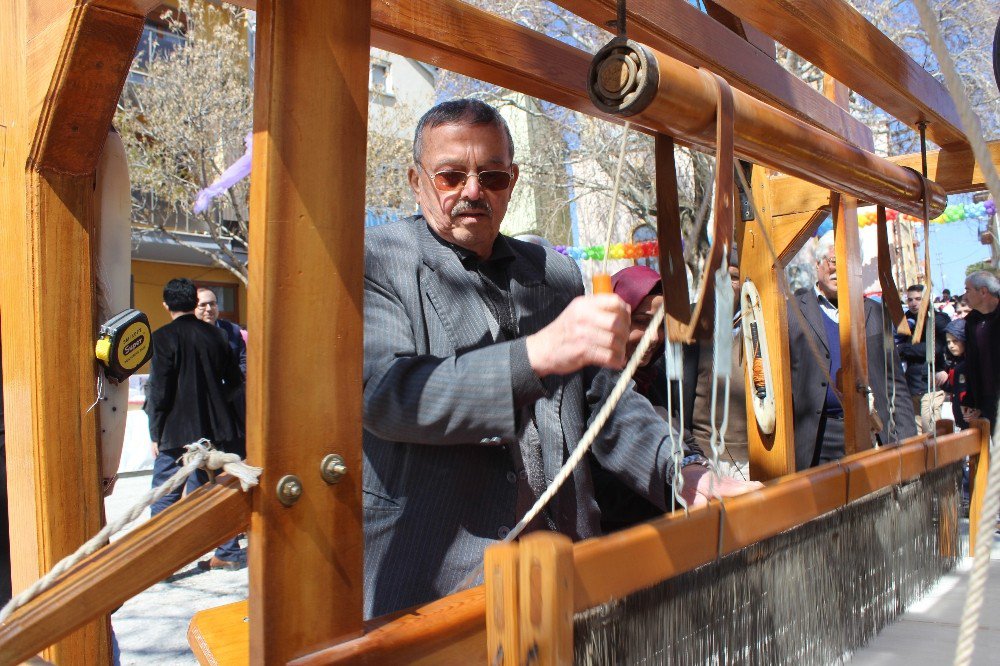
[588,38,946,219]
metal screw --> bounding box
[276,475,303,507]
[320,454,347,485]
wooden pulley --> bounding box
[740,278,776,435]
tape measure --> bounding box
[95,309,153,382]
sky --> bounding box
[923,213,993,295]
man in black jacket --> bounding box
[145,278,245,568]
[961,270,1000,428]
[896,284,951,433]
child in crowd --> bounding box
[938,318,968,430]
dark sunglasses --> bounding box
[420,164,513,192]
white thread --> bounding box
[0,440,262,622]
[600,122,633,276]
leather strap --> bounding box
[875,205,911,336]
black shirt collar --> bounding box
[424,218,516,267]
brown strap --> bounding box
[875,205,911,336]
[683,71,735,342]
[655,133,692,341]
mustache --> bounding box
[451,199,492,218]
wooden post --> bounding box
[485,542,521,666]
[518,533,574,665]
[831,194,872,455]
[0,1,145,661]
[968,418,992,553]
[247,1,369,663]
[743,167,796,479]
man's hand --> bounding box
[525,295,630,377]
[151,442,159,458]
[677,464,764,508]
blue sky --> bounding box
[922,214,993,295]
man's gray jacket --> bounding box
[362,217,691,618]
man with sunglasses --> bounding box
[361,98,760,619]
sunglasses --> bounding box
[420,164,513,192]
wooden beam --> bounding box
[247,1,368,663]
[743,167,796,480]
[770,140,1000,218]
[0,479,252,666]
[1,2,119,661]
[553,0,871,149]
[517,533,573,666]
[370,0,609,125]
[709,0,966,149]
[28,3,144,175]
[831,194,872,456]
[702,0,777,59]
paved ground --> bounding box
[106,473,247,665]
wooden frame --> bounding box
[0,0,989,663]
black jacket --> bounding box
[897,308,951,397]
[962,307,1000,425]
[145,314,244,451]
[788,289,916,471]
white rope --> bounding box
[503,299,666,543]
[0,440,262,622]
[708,258,735,494]
[664,337,688,512]
[600,121,632,276]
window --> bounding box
[370,59,392,95]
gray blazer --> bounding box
[362,217,691,618]
[788,289,916,471]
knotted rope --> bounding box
[0,440,262,623]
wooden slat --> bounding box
[702,0,776,59]
[743,167,796,479]
[289,589,488,665]
[0,478,252,666]
[28,3,144,175]
[189,601,250,666]
[517,533,573,666]
[770,141,1000,219]
[968,419,992,553]
[709,0,965,148]
[247,1,368,663]
[485,542,521,666]
[831,194,872,457]
[553,0,871,148]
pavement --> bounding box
[106,473,247,665]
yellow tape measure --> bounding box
[95,309,153,382]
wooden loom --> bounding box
[0,0,999,664]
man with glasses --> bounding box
[786,233,915,470]
[196,287,246,377]
[896,284,951,433]
[361,98,760,618]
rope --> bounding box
[0,440,262,622]
[600,121,632,276]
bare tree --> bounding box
[116,1,254,283]
[116,3,418,283]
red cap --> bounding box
[611,265,662,311]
